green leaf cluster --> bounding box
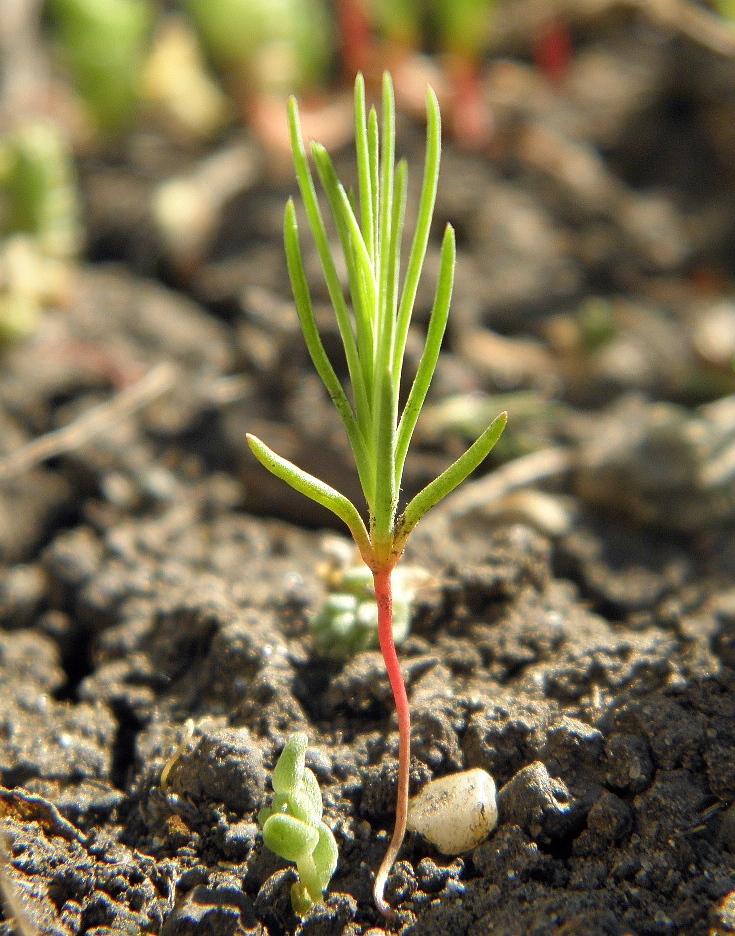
[247,72,506,571]
[259,733,338,915]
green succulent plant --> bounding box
[259,733,338,915]
[312,561,427,658]
[181,0,334,97]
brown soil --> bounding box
[2,6,735,935]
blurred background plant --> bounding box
[0,120,82,341]
[0,0,516,300]
[1,0,734,342]
[311,537,431,658]
[40,0,517,152]
[353,0,499,143]
[47,0,154,139]
[4,0,733,153]
[180,0,335,114]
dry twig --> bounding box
[0,361,178,480]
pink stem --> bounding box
[372,567,410,920]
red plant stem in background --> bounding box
[534,16,573,84]
[372,566,410,919]
[336,0,374,80]
[446,54,493,149]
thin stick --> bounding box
[372,567,410,921]
[0,362,177,480]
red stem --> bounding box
[446,54,493,149]
[335,0,373,80]
[372,567,410,920]
[533,16,573,85]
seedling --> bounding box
[312,542,429,658]
[258,733,339,915]
[181,0,334,99]
[48,0,153,136]
[247,72,506,917]
[0,121,82,340]
[311,564,412,658]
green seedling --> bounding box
[181,0,334,98]
[48,0,153,136]
[246,72,506,917]
[259,733,339,916]
[312,551,428,658]
[0,121,82,340]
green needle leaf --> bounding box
[287,96,371,437]
[394,85,442,379]
[398,411,508,543]
[246,433,371,558]
[283,198,375,500]
[354,74,374,263]
[395,223,455,486]
[310,143,377,378]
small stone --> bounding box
[407,768,497,855]
[498,761,577,844]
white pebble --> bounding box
[407,768,497,855]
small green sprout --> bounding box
[312,546,428,658]
[247,73,506,917]
[259,733,338,916]
[0,121,82,340]
[181,0,334,99]
[48,0,153,137]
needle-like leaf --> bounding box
[398,412,508,544]
[394,223,455,486]
[246,433,371,558]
